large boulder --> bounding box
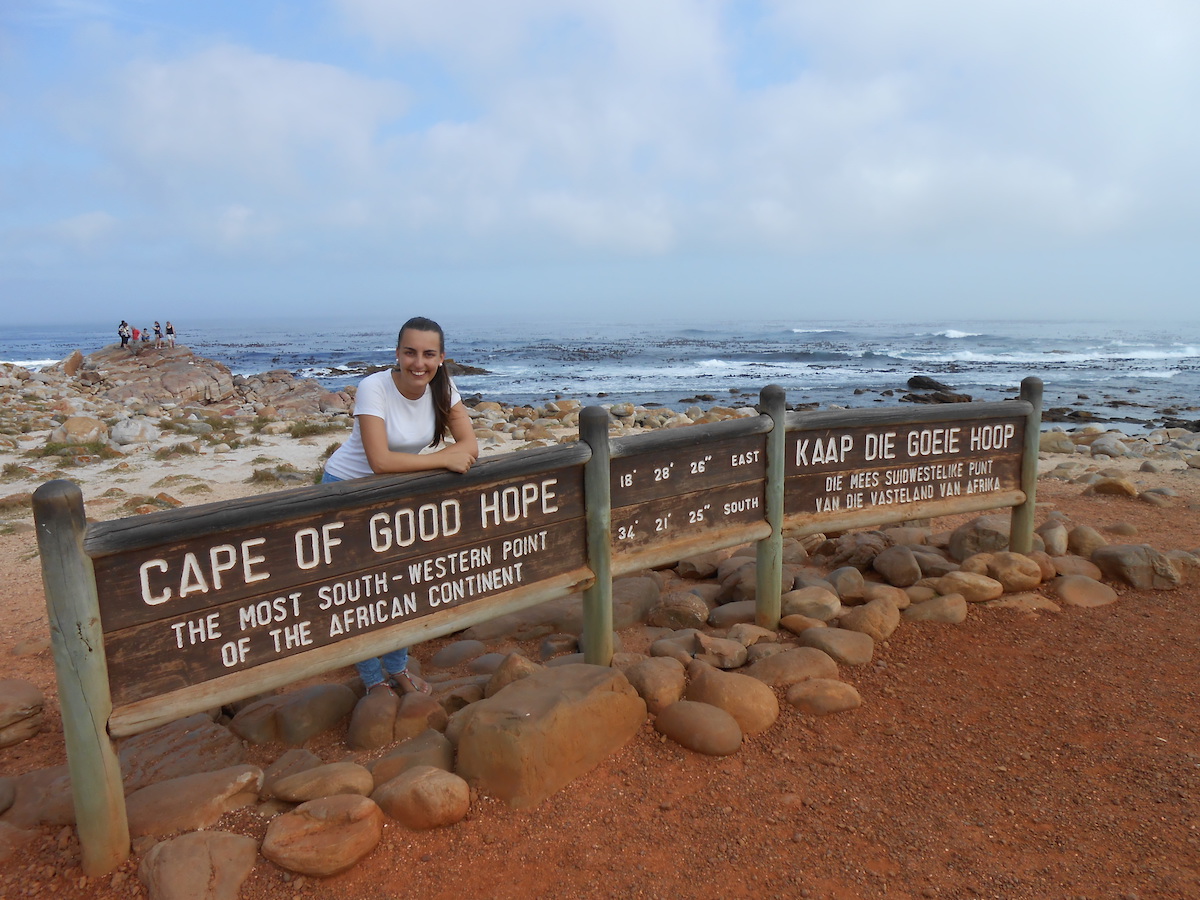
[1052,575,1120,607]
[119,714,245,793]
[948,515,1010,561]
[796,627,875,665]
[271,762,375,803]
[0,680,43,748]
[872,545,922,587]
[902,593,968,623]
[110,417,162,445]
[1092,545,1182,590]
[125,766,263,839]
[837,599,901,642]
[780,586,840,621]
[372,766,470,829]
[623,656,687,715]
[744,647,838,688]
[260,795,384,877]
[137,831,259,900]
[230,683,357,746]
[0,765,74,829]
[653,701,742,756]
[48,416,108,445]
[370,730,456,787]
[455,664,646,808]
[786,679,862,716]
[684,660,778,734]
[935,571,1004,603]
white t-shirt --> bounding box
[323,370,462,480]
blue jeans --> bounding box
[355,648,410,691]
[322,470,409,688]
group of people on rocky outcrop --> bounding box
[117,319,176,351]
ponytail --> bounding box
[427,364,452,449]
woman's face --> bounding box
[394,327,445,398]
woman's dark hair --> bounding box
[397,316,451,448]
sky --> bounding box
[2,0,1198,326]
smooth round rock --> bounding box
[654,701,742,756]
[786,679,862,716]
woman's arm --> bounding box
[447,401,480,461]
[358,404,479,475]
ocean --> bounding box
[3,318,1198,431]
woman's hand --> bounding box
[435,443,476,474]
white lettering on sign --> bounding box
[503,530,548,559]
[427,562,525,606]
[327,595,420,637]
[722,496,760,516]
[369,501,462,552]
[971,423,1016,451]
[406,546,495,584]
[479,479,559,528]
[731,450,760,467]
[238,593,302,630]
[269,621,313,652]
[869,484,936,504]
[794,435,855,466]
[317,572,391,610]
[139,538,270,606]
[967,477,1002,493]
[294,522,345,570]
[906,427,961,457]
[220,638,251,667]
[864,432,896,461]
[849,471,879,489]
[169,612,222,648]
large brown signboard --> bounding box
[610,432,767,554]
[93,467,586,707]
[784,416,1025,520]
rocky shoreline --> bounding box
[2,344,1200,897]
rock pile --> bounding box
[2,498,1195,890]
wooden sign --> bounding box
[610,432,767,553]
[784,416,1025,520]
[92,466,586,707]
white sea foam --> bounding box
[933,330,981,339]
[0,358,57,370]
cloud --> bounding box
[76,43,406,195]
[4,0,1199,320]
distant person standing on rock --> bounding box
[322,316,479,697]
[131,325,141,342]
[118,321,131,349]
[165,321,176,348]
[153,321,163,349]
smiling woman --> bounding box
[319,315,480,695]
[321,316,479,481]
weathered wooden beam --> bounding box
[783,399,1031,432]
[32,480,129,876]
[1009,377,1044,553]
[755,385,786,630]
[580,407,614,666]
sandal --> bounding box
[390,670,432,695]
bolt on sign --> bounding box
[88,465,586,708]
[784,414,1026,524]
